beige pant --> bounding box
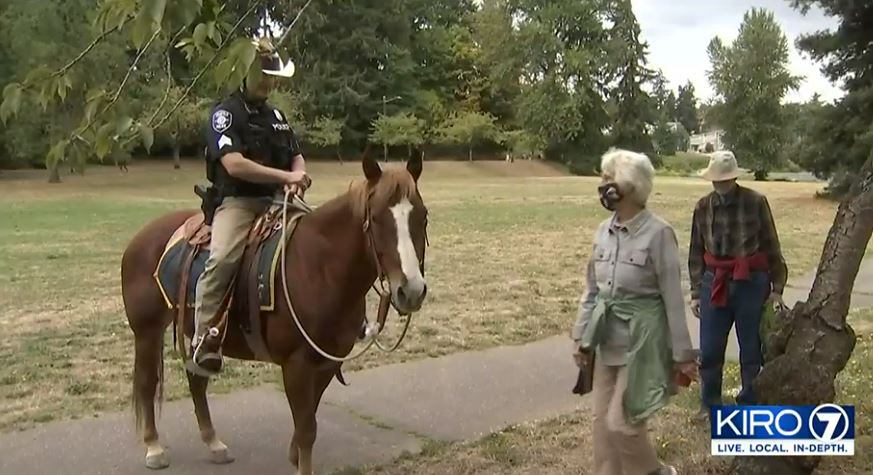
[592,358,661,475]
[193,197,268,341]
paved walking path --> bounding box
[2,261,871,474]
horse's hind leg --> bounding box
[133,327,169,470]
[186,371,234,464]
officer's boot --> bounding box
[188,317,224,377]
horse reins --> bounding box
[279,188,418,362]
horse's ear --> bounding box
[362,148,382,181]
[407,150,422,182]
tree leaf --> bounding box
[145,0,168,25]
[207,21,222,45]
[56,75,73,102]
[46,139,68,168]
[1,83,23,125]
[193,23,208,49]
[165,0,201,30]
[131,11,153,49]
[139,124,154,152]
[116,116,134,137]
[95,122,116,160]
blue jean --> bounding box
[699,269,770,408]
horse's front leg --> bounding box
[282,351,318,475]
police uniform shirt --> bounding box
[205,90,302,197]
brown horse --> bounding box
[121,154,428,474]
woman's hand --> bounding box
[572,343,593,369]
[673,360,699,387]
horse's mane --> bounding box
[347,167,418,220]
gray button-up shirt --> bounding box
[572,209,694,366]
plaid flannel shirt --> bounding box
[688,185,788,300]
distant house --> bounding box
[688,129,725,152]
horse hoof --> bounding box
[210,449,235,465]
[145,452,170,470]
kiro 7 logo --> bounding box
[711,404,855,457]
[808,404,851,442]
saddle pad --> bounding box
[154,226,285,312]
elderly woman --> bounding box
[571,149,697,475]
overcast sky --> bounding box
[631,0,843,103]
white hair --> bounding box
[600,148,655,206]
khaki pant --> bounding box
[592,358,661,475]
[193,197,268,342]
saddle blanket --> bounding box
[153,222,285,312]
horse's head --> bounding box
[358,152,428,314]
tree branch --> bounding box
[53,17,134,80]
[148,0,261,132]
[71,27,162,144]
[110,29,162,104]
[277,0,316,47]
[146,27,189,126]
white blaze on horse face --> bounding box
[390,198,424,286]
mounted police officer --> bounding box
[190,37,311,377]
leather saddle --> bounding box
[160,189,311,362]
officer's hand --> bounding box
[283,170,311,189]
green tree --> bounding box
[707,8,800,180]
[282,0,420,146]
[675,81,700,134]
[650,72,677,122]
[1,0,267,181]
[472,0,522,126]
[606,0,655,155]
[726,3,873,473]
[437,110,499,161]
[371,112,426,160]
[652,121,688,156]
[306,117,344,163]
[504,0,611,169]
[501,129,545,159]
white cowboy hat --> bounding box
[263,56,295,78]
[698,151,747,181]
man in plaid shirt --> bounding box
[688,151,788,419]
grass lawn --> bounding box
[0,159,839,432]
[337,310,873,475]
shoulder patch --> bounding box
[274,109,284,121]
[212,109,233,133]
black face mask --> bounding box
[598,183,623,211]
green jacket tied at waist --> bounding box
[580,295,676,425]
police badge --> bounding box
[212,110,232,133]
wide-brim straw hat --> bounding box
[698,151,747,181]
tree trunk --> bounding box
[173,141,181,170]
[337,149,344,165]
[728,158,873,474]
[48,162,61,183]
[468,143,473,161]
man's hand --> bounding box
[767,292,786,312]
[282,170,311,189]
[690,299,700,319]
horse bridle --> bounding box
[361,187,428,349]
[361,187,428,302]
